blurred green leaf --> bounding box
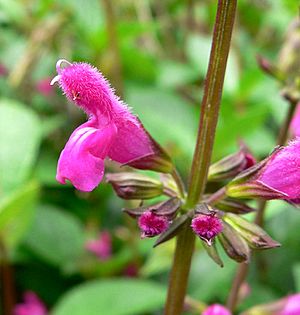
[0,180,39,249]
[126,85,197,172]
[293,263,300,292]
[24,205,85,270]
[140,240,174,276]
[0,99,41,193]
[51,279,166,315]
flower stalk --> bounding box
[164,1,237,314]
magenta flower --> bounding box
[280,294,300,315]
[85,231,112,260]
[227,138,300,201]
[290,103,300,137]
[36,78,53,97]
[51,60,172,192]
[14,291,47,315]
[202,304,232,315]
[191,214,223,245]
[138,211,169,238]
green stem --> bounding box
[164,1,237,314]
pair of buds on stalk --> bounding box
[107,144,289,266]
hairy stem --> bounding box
[226,99,298,312]
[164,1,237,314]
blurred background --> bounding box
[0,0,300,314]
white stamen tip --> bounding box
[50,75,61,86]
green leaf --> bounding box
[0,181,39,249]
[0,99,41,193]
[51,279,166,315]
[24,205,85,270]
[126,85,197,172]
[293,263,300,292]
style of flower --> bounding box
[138,211,169,238]
[14,291,47,315]
[51,60,172,192]
[202,304,232,315]
[191,213,223,245]
[85,231,112,260]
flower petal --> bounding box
[57,121,117,191]
[108,118,154,163]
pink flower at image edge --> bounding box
[14,291,47,315]
[202,304,232,315]
[51,59,171,192]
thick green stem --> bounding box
[164,1,237,314]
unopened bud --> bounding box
[218,221,250,263]
[208,147,255,181]
[215,198,255,214]
[223,213,280,250]
[106,172,164,200]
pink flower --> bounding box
[138,211,169,238]
[14,291,47,315]
[279,294,300,315]
[0,63,7,76]
[227,138,300,201]
[51,60,172,192]
[202,304,232,315]
[256,139,300,199]
[290,103,300,137]
[36,78,53,97]
[85,231,112,260]
[191,214,223,245]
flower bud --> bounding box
[138,211,169,238]
[226,140,300,201]
[241,293,300,315]
[208,147,255,181]
[106,172,164,200]
[202,304,232,315]
[218,221,250,263]
[191,213,223,246]
[223,213,280,250]
[215,198,255,214]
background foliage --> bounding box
[0,0,299,314]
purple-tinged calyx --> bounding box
[208,145,256,181]
[138,211,169,238]
[191,213,223,246]
[51,59,173,192]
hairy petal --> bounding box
[108,118,154,164]
[57,121,117,192]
